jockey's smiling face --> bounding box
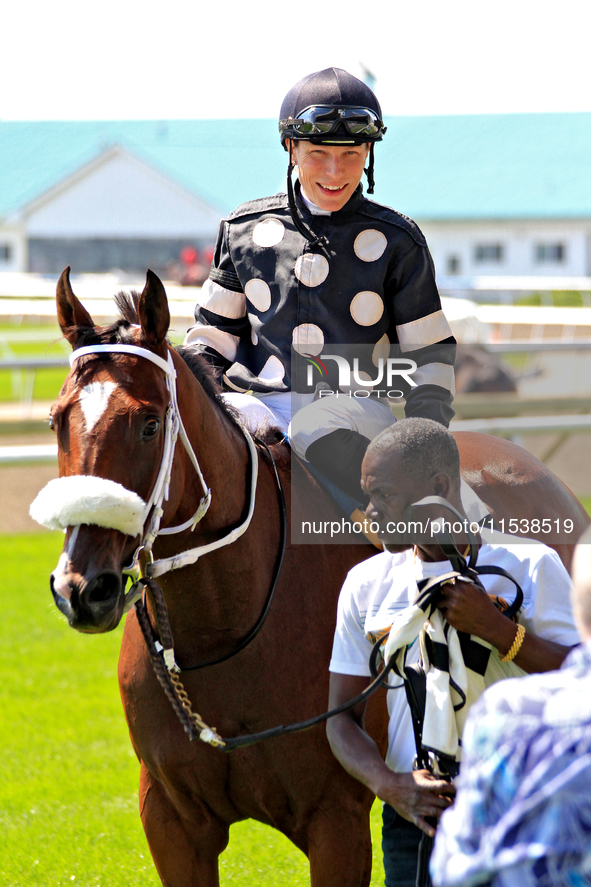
[288,140,369,212]
[361,448,452,554]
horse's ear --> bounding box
[138,270,170,346]
[56,267,95,346]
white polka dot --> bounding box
[258,355,285,384]
[253,218,285,247]
[372,333,390,366]
[354,229,387,262]
[350,291,384,326]
[245,279,272,312]
[339,371,374,394]
[292,323,325,356]
[294,253,329,287]
[247,314,259,345]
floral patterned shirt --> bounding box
[431,642,591,887]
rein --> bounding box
[163,439,287,673]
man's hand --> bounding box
[327,673,455,837]
[435,577,503,639]
[434,578,572,672]
[380,770,456,837]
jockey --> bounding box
[184,67,456,508]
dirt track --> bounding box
[0,430,58,534]
[2,418,591,536]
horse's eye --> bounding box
[142,417,161,440]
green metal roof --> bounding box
[1,113,590,222]
[382,113,591,220]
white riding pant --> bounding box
[220,391,395,458]
[220,391,489,524]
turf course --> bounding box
[0,533,385,886]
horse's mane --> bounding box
[68,291,285,445]
[174,345,239,423]
[174,347,285,446]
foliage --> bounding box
[0,533,385,886]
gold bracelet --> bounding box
[500,623,526,662]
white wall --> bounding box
[420,219,591,279]
[19,149,222,239]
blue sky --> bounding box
[2,0,591,121]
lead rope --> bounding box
[135,570,400,750]
[136,561,398,751]
[134,579,225,746]
[130,439,287,747]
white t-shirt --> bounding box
[329,533,580,773]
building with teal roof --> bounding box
[1,114,590,277]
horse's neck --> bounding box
[153,365,276,649]
[170,366,249,536]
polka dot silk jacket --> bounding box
[186,184,456,426]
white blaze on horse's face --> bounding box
[79,381,117,434]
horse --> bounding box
[35,268,589,887]
[454,344,517,394]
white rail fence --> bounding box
[2,321,591,463]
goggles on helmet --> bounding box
[279,105,386,140]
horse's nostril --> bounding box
[86,573,121,605]
[50,573,74,620]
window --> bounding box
[446,255,461,275]
[0,243,11,263]
[535,243,565,263]
[474,244,503,263]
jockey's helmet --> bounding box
[279,67,386,149]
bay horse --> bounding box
[36,268,588,887]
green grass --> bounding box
[514,290,589,307]
[0,328,69,401]
[0,533,385,886]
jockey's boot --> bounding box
[305,429,370,507]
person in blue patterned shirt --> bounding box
[431,524,591,887]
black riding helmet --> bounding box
[278,68,386,244]
[280,67,386,191]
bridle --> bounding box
[69,344,260,592]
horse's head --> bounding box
[32,267,181,632]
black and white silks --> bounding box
[185,184,456,426]
[370,579,524,770]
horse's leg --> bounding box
[306,797,374,887]
[139,763,229,887]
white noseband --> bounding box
[30,475,147,537]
